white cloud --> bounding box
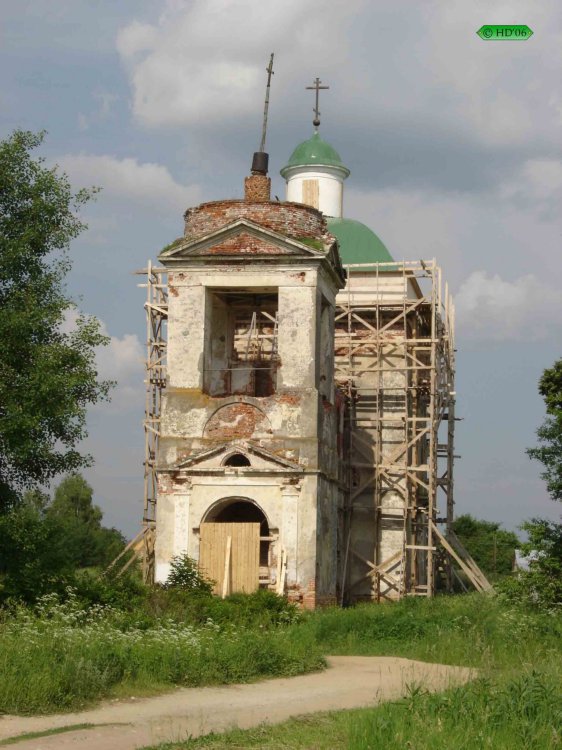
[500,158,562,220]
[95,324,144,413]
[455,271,562,342]
[62,309,144,412]
[56,154,200,213]
[116,0,562,156]
[117,0,363,127]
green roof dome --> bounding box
[327,217,394,266]
[281,133,350,176]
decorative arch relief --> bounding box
[203,402,272,440]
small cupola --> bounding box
[280,78,349,217]
[280,133,350,217]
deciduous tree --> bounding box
[527,358,562,502]
[0,130,112,509]
[452,514,519,579]
[0,474,125,601]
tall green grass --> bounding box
[0,591,324,714]
[349,668,562,749]
[2,588,561,730]
[295,592,562,671]
[145,594,562,750]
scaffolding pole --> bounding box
[136,261,168,583]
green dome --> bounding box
[281,133,350,176]
[327,217,394,267]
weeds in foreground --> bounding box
[0,590,323,714]
[148,669,562,750]
[1,589,561,725]
[348,668,562,750]
[293,591,562,672]
[144,594,562,750]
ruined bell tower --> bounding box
[152,151,346,605]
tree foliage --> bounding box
[527,358,562,502]
[0,490,76,601]
[500,519,562,609]
[452,514,519,579]
[50,472,103,526]
[0,473,125,601]
[47,473,125,568]
[0,130,112,509]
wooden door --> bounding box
[199,522,260,596]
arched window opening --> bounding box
[223,453,251,467]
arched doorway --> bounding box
[200,498,271,595]
[205,497,269,566]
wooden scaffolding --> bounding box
[138,261,168,583]
[336,260,459,602]
[135,258,490,596]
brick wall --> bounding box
[184,199,328,241]
[244,174,271,201]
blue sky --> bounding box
[1,0,561,537]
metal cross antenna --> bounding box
[259,53,275,153]
[306,77,329,129]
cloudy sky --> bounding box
[1,0,561,537]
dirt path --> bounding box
[0,657,474,749]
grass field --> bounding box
[145,668,562,749]
[0,587,560,748]
[144,593,562,750]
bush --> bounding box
[72,569,148,611]
[140,586,300,629]
[164,554,214,595]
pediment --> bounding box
[159,219,327,263]
[169,440,303,473]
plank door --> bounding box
[199,522,260,596]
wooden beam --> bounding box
[222,535,232,599]
[105,529,145,574]
[431,523,491,593]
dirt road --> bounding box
[0,656,474,749]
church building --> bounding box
[145,82,462,605]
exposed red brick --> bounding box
[184,200,330,243]
[204,403,270,439]
[276,393,301,405]
[244,174,271,201]
[302,579,317,610]
[207,233,288,256]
